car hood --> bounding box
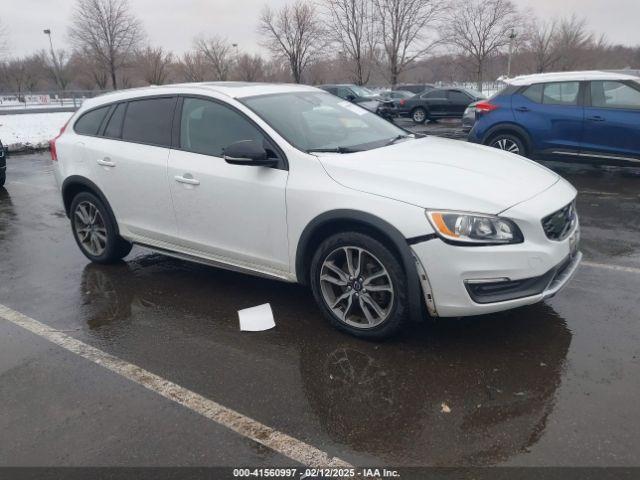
[317,136,560,214]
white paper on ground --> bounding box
[238,303,276,332]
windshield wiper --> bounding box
[306,146,358,154]
[384,134,413,146]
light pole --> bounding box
[43,28,61,90]
[507,29,517,79]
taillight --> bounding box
[399,99,406,106]
[474,101,498,113]
[49,119,70,161]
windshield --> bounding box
[241,91,409,153]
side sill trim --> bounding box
[132,241,294,283]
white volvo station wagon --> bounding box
[52,82,582,339]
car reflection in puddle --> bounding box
[79,256,571,466]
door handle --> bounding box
[174,174,200,186]
[97,158,116,167]
[587,115,605,122]
[515,107,530,113]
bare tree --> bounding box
[195,35,233,81]
[526,18,559,73]
[554,14,594,71]
[4,56,44,95]
[373,0,445,88]
[0,19,8,58]
[38,49,73,90]
[258,1,326,83]
[136,46,172,85]
[442,0,519,91]
[178,51,209,82]
[234,53,265,82]
[68,0,145,89]
[323,0,377,85]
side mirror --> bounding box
[223,140,278,167]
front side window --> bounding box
[590,81,640,109]
[74,106,110,135]
[543,82,580,106]
[180,97,267,157]
[122,97,175,147]
[241,91,408,153]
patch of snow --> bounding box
[0,112,73,152]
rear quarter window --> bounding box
[122,97,176,147]
[74,106,110,136]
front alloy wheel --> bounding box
[320,246,394,329]
[310,232,408,339]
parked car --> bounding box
[0,139,6,187]
[462,100,481,132]
[397,87,486,124]
[397,84,435,95]
[319,83,395,120]
[52,82,581,339]
[468,71,640,165]
[378,90,415,113]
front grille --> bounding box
[542,201,577,241]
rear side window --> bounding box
[423,90,445,99]
[103,103,126,138]
[180,97,267,157]
[448,90,471,102]
[543,82,580,106]
[522,84,543,103]
[590,81,640,109]
[122,97,175,147]
[74,106,110,135]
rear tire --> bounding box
[310,232,408,340]
[70,192,132,264]
[0,171,5,187]
[411,107,428,124]
[487,132,527,157]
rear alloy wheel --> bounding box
[489,133,526,156]
[70,192,132,264]
[310,232,408,339]
[412,107,427,124]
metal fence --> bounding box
[0,90,109,114]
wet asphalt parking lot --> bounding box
[1,128,640,470]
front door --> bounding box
[581,80,640,163]
[168,97,290,275]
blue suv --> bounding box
[468,72,640,166]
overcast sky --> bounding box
[2,0,638,58]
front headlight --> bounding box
[426,211,523,245]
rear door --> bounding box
[421,90,449,117]
[581,80,640,163]
[512,81,584,157]
[87,96,178,242]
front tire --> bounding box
[310,232,408,339]
[70,192,132,264]
[411,107,428,124]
